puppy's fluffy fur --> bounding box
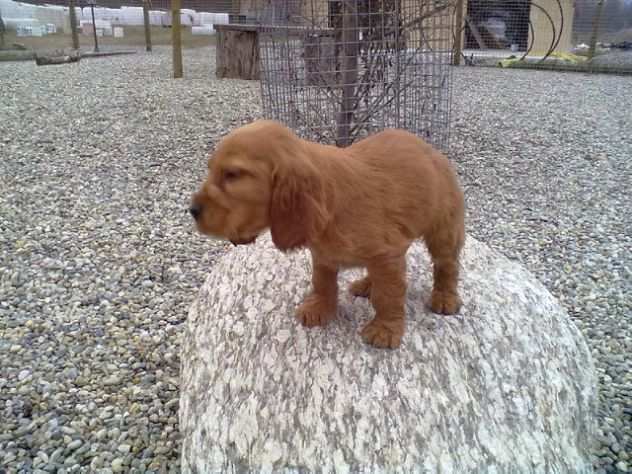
[191,120,464,348]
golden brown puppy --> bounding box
[190,120,464,349]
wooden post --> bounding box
[171,0,183,78]
[68,0,80,51]
[143,0,152,52]
[588,0,604,60]
[453,0,464,66]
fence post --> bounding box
[143,0,152,52]
[453,0,464,66]
[172,0,183,78]
[68,0,80,51]
[588,0,605,60]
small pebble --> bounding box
[111,457,125,472]
[67,439,82,451]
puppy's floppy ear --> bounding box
[270,158,329,251]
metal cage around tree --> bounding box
[254,0,456,151]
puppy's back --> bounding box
[348,129,457,191]
[349,129,443,166]
[345,129,462,239]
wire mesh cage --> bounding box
[455,0,632,74]
[253,0,455,151]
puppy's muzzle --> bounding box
[189,203,202,220]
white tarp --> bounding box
[80,19,112,35]
[16,23,44,36]
[3,17,39,29]
[119,7,144,26]
[148,10,166,26]
[181,9,200,26]
[192,24,214,35]
[162,10,200,27]
[32,4,68,31]
[80,7,124,24]
[0,0,35,20]
[199,12,229,26]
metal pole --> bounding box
[90,3,99,52]
[68,0,80,50]
[171,0,183,78]
[143,0,152,52]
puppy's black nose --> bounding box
[189,204,202,219]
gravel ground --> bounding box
[450,67,632,473]
[590,50,632,71]
[1,47,630,473]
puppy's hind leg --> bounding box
[360,255,407,349]
[296,256,338,328]
[425,219,464,315]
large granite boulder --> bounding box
[180,233,597,473]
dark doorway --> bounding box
[465,0,531,50]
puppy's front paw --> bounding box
[295,294,336,328]
[349,277,371,298]
[360,319,403,349]
[430,290,461,315]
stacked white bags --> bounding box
[0,0,230,37]
[80,18,113,36]
[199,12,229,26]
[192,24,214,35]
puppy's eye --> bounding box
[223,169,242,181]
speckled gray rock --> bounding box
[180,233,597,473]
